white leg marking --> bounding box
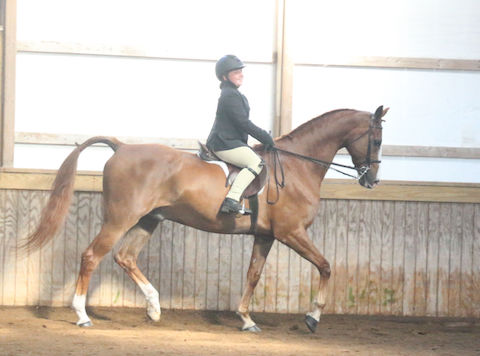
[72,294,92,326]
[306,302,322,322]
[236,312,256,330]
[139,283,161,321]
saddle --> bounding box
[197,142,267,199]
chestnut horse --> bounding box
[23,106,388,332]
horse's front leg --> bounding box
[237,234,274,332]
[279,228,331,333]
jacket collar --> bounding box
[220,80,239,90]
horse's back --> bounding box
[101,144,187,204]
[105,143,188,172]
[102,142,225,200]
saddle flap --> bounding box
[197,142,267,198]
[229,165,268,199]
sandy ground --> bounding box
[0,306,479,356]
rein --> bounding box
[273,147,361,178]
[266,122,382,205]
[266,149,286,204]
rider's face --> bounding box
[225,69,243,87]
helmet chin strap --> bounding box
[223,77,240,88]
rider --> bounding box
[207,55,275,214]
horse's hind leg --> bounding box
[72,222,130,327]
[237,234,274,332]
[113,215,161,322]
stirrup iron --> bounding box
[238,200,252,216]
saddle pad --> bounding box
[205,160,229,178]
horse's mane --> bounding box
[278,108,355,142]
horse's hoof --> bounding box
[77,320,93,327]
[242,324,261,332]
[305,315,318,333]
[147,311,161,322]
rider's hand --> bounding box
[265,143,276,152]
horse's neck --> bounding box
[280,114,355,162]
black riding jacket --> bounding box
[206,81,274,151]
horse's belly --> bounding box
[159,206,254,235]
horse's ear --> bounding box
[382,107,390,118]
[373,105,389,121]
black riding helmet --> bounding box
[215,55,245,81]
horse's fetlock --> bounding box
[237,307,248,315]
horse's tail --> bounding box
[19,136,123,254]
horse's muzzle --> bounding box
[359,176,379,189]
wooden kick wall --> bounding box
[0,189,479,318]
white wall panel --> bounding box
[15,0,277,171]
[293,65,480,183]
[292,65,480,148]
[15,52,274,140]
[325,155,480,183]
[17,0,276,62]
[12,0,480,183]
[14,144,114,170]
[291,0,480,60]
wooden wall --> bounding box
[1,188,479,318]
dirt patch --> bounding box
[1,306,479,356]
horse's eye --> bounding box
[373,140,382,147]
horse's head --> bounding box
[345,106,389,189]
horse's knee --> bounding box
[247,270,262,287]
[80,249,98,273]
[319,262,331,279]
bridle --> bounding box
[266,117,383,204]
[344,119,383,179]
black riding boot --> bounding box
[220,197,243,214]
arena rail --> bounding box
[1,168,479,203]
